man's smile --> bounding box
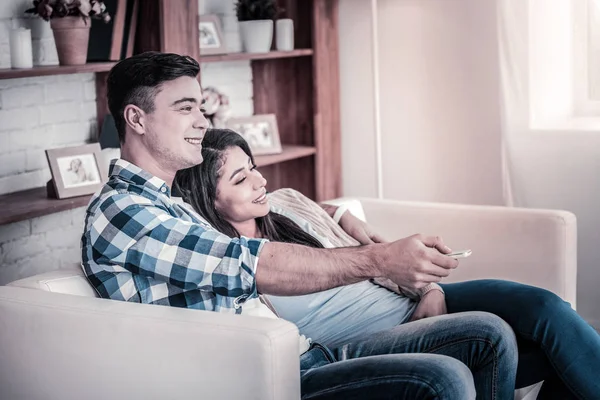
[184,137,203,145]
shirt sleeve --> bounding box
[89,193,267,298]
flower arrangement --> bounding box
[25,0,111,23]
[234,0,281,21]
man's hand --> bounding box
[379,234,458,291]
[339,210,388,244]
[409,290,447,322]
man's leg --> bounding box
[301,353,475,400]
[442,279,600,399]
[334,311,518,400]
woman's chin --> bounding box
[253,203,270,218]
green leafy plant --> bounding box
[25,0,111,23]
[234,0,282,21]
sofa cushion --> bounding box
[8,269,98,298]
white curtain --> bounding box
[497,0,530,208]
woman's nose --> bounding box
[252,174,267,189]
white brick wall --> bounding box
[0,0,253,284]
[0,73,98,194]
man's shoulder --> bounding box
[86,178,163,217]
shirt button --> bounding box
[160,187,167,193]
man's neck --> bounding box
[232,219,261,238]
[120,144,176,189]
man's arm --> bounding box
[255,234,458,296]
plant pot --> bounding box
[239,20,273,53]
[50,16,90,66]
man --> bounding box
[82,52,519,399]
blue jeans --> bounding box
[300,311,518,400]
[441,280,600,400]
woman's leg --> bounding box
[441,279,600,399]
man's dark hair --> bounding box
[107,51,200,143]
[175,129,325,249]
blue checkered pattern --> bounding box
[81,159,267,313]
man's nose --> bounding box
[194,110,209,130]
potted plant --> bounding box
[235,0,281,53]
[25,0,111,66]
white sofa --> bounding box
[0,198,577,400]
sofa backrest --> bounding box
[7,268,99,298]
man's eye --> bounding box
[181,106,192,112]
[250,164,257,171]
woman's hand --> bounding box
[338,211,388,245]
[409,290,447,322]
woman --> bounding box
[175,129,600,399]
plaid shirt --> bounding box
[81,159,268,313]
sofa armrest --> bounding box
[0,286,300,400]
[349,198,577,308]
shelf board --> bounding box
[255,145,316,167]
[0,49,313,79]
[0,145,316,226]
[0,187,92,226]
[0,62,116,80]
[200,49,313,63]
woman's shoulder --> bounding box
[268,188,310,202]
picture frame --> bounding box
[226,114,283,156]
[199,14,227,55]
[45,143,107,199]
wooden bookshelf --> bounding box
[0,62,116,80]
[200,49,313,63]
[0,0,341,226]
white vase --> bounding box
[276,19,294,51]
[239,20,273,53]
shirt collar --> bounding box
[109,159,171,197]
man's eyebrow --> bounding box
[170,97,198,106]
[229,158,252,181]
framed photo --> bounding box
[226,114,283,156]
[46,143,107,199]
[199,15,227,55]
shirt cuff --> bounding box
[417,283,444,298]
[332,204,349,224]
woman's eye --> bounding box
[250,164,257,171]
[181,106,192,112]
[235,177,246,185]
[200,108,207,114]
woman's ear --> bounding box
[123,104,146,136]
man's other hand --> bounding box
[409,290,447,322]
[339,210,388,245]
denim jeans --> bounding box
[441,280,600,400]
[300,311,518,400]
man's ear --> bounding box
[123,104,146,136]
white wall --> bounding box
[0,0,253,284]
[340,0,504,205]
[339,0,600,328]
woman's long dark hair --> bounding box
[174,129,324,249]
